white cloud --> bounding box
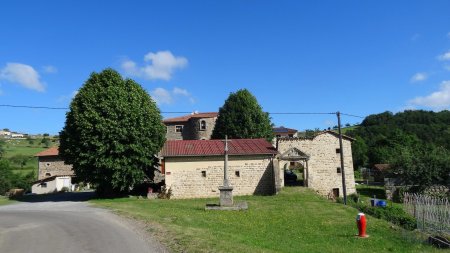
[437,51,450,61]
[57,90,79,103]
[0,63,45,92]
[445,65,450,71]
[173,87,190,96]
[447,32,450,38]
[43,65,58,74]
[151,88,173,105]
[121,51,188,81]
[411,33,420,41]
[409,80,450,110]
[410,72,427,83]
[150,87,195,105]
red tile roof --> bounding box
[163,112,218,123]
[161,139,278,157]
[35,147,59,157]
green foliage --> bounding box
[390,145,450,191]
[41,138,50,148]
[8,154,29,169]
[0,139,5,158]
[347,110,450,188]
[212,89,273,140]
[0,160,13,194]
[352,202,417,230]
[0,160,35,195]
[59,68,166,194]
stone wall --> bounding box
[165,117,217,140]
[38,156,74,180]
[165,123,184,140]
[277,133,356,197]
[164,155,274,199]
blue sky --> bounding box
[1,1,450,135]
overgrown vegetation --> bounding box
[347,110,450,190]
[92,187,438,253]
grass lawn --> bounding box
[92,187,437,253]
[0,196,15,206]
[3,138,58,176]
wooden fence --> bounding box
[403,192,450,234]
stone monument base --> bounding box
[205,201,248,211]
[219,185,234,206]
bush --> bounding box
[352,202,416,230]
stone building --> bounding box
[160,138,278,199]
[163,112,218,140]
[273,126,298,138]
[31,147,74,194]
[276,131,356,198]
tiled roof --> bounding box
[163,112,218,123]
[35,147,59,157]
[273,126,298,133]
[161,139,278,157]
[373,164,390,171]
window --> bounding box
[290,162,295,166]
[201,171,206,177]
[235,171,240,177]
[40,183,47,188]
[336,148,341,154]
[45,163,51,167]
[175,125,183,133]
[288,134,293,137]
[200,120,206,130]
[337,167,341,173]
[45,173,51,177]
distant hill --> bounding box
[346,110,450,169]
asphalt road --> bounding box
[0,192,168,253]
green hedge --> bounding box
[338,194,417,230]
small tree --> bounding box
[59,69,166,194]
[212,89,273,140]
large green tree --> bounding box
[59,69,166,193]
[212,89,273,140]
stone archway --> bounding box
[278,147,310,187]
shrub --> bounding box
[352,202,416,230]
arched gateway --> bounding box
[275,131,356,198]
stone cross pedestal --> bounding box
[219,186,233,206]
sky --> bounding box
[1,0,450,135]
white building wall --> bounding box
[164,155,275,199]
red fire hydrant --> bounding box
[356,212,369,238]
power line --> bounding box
[0,104,366,118]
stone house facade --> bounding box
[32,147,74,194]
[276,131,356,197]
[163,112,218,140]
[160,139,278,199]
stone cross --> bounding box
[219,135,233,206]
[222,135,231,187]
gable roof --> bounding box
[273,126,298,134]
[373,164,390,171]
[277,130,355,142]
[161,139,278,157]
[35,147,59,157]
[163,112,218,123]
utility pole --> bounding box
[337,111,347,205]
